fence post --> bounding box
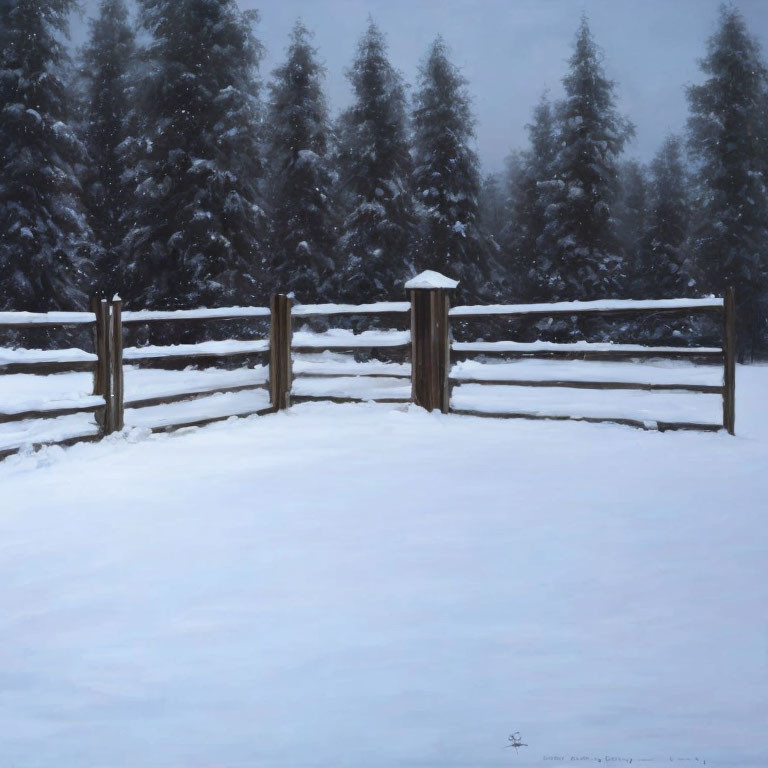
[95,297,114,436]
[111,297,125,432]
[407,271,459,414]
[723,286,736,435]
[270,294,293,410]
[91,292,106,396]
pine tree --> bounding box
[412,37,494,302]
[503,94,557,301]
[479,173,506,244]
[0,0,94,311]
[264,22,336,302]
[335,20,415,301]
[538,17,633,302]
[646,136,694,297]
[121,0,267,309]
[687,4,768,358]
[615,160,649,296]
[79,0,137,292]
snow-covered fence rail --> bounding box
[0,298,277,458]
[448,297,726,319]
[289,300,413,406]
[0,275,738,461]
[114,301,276,433]
[0,302,104,459]
[447,287,736,434]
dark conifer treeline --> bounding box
[1,2,766,355]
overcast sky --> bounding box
[68,0,768,175]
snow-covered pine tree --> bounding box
[646,136,694,297]
[615,160,649,297]
[479,173,506,245]
[412,37,495,303]
[264,22,336,302]
[121,0,267,309]
[0,0,94,311]
[537,17,633,302]
[503,94,557,301]
[335,20,415,301]
[687,5,768,358]
[79,0,137,292]
[498,151,527,299]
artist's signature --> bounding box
[506,733,706,764]
[507,733,529,750]
[541,759,706,765]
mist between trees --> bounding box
[1,1,766,358]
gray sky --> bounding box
[68,0,768,174]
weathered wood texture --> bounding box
[96,298,114,436]
[290,343,410,353]
[125,383,268,411]
[91,293,105,395]
[452,348,724,362]
[723,287,736,435]
[448,408,723,433]
[291,395,410,405]
[410,288,452,413]
[270,295,293,410]
[0,361,96,376]
[124,348,269,365]
[449,377,723,394]
[111,299,124,432]
[0,402,103,425]
[450,303,724,320]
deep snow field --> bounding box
[0,365,766,768]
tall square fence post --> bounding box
[111,297,124,432]
[270,294,293,411]
[95,297,113,436]
[723,286,736,435]
[407,271,459,414]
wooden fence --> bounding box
[0,281,736,460]
[445,287,736,434]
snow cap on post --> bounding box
[405,270,459,290]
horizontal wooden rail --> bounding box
[124,340,269,364]
[0,399,105,424]
[449,377,723,394]
[0,360,97,375]
[450,297,724,319]
[294,371,412,380]
[449,408,723,433]
[292,302,410,317]
[0,311,96,328]
[291,395,411,405]
[125,382,268,410]
[291,344,411,355]
[121,306,270,324]
[452,343,723,362]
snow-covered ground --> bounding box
[0,365,765,767]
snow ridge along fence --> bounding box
[0,282,736,460]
